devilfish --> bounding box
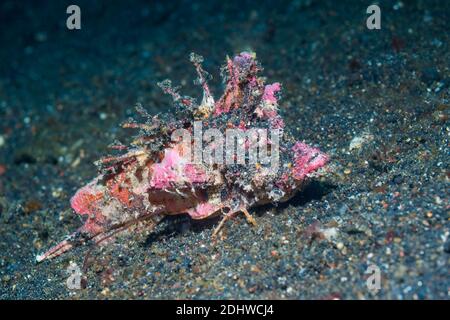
[36,52,329,262]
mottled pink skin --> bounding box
[233,52,254,67]
[269,117,285,129]
[187,202,221,219]
[214,52,260,116]
[71,148,211,229]
[70,182,106,235]
[184,163,209,183]
[70,185,98,215]
[213,102,226,115]
[248,76,258,87]
[251,83,284,127]
[147,148,219,219]
[150,149,183,189]
[291,142,329,180]
[263,83,281,104]
[150,148,209,189]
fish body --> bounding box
[37,52,328,262]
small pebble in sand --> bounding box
[349,131,374,151]
[52,187,63,198]
[322,227,339,240]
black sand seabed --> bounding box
[0,0,448,299]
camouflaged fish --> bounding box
[36,52,329,262]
